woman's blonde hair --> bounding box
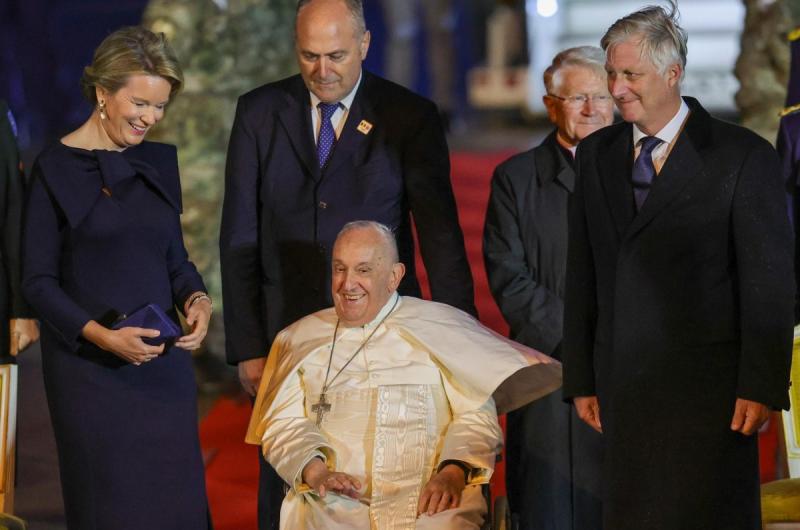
[80,26,183,104]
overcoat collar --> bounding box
[598,96,711,241]
[597,123,635,239]
[536,131,575,192]
[39,142,181,228]
[276,72,379,183]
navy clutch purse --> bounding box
[112,304,182,345]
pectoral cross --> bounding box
[311,393,331,426]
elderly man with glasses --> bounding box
[483,46,613,530]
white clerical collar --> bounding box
[309,70,362,112]
[361,291,400,330]
[632,98,689,147]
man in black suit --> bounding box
[483,46,611,530]
[219,1,475,527]
[563,3,794,529]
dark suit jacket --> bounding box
[563,97,794,529]
[0,100,31,358]
[220,71,475,364]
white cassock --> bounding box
[246,294,562,530]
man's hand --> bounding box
[730,398,769,435]
[238,357,267,396]
[302,457,361,499]
[574,395,602,433]
[10,319,39,356]
[417,463,467,517]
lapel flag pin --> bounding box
[357,120,373,135]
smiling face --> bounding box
[605,37,682,135]
[543,65,613,147]
[295,0,370,103]
[331,226,405,327]
[96,74,171,150]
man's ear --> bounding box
[543,96,559,127]
[360,30,371,60]
[389,262,405,291]
[666,63,682,88]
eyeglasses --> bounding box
[547,94,614,108]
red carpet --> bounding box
[199,149,779,529]
[200,397,259,530]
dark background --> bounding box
[0,0,500,163]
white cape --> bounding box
[246,296,562,445]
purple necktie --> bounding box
[632,136,661,211]
[317,102,339,168]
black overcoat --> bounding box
[484,131,603,529]
[563,97,794,530]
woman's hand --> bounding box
[176,292,211,351]
[82,320,164,365]
[302,457,361,499]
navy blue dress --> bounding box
[22,141,210,530]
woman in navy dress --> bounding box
[22,27,212,529]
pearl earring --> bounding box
[98,100,107,120]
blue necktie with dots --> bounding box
[632,136,662,211]
[317,102,339,168]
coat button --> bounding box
[318,201,327,209]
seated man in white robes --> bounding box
[245,220,562,529]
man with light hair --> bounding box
[246,220,562,529]
[484,45,612,530]
[563,3,793,528]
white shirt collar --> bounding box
[362,291,400,329]
[632,98,690,147]
[309,70,363,111]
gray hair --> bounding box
[296,0,367,36]
[601,1,688,79]
[543,46,607,95]
[337,221,399,263]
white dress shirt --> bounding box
[633,99,690,173]
[309,71,363,144]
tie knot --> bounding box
[318,102,339,119]
[639,136,661,154]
